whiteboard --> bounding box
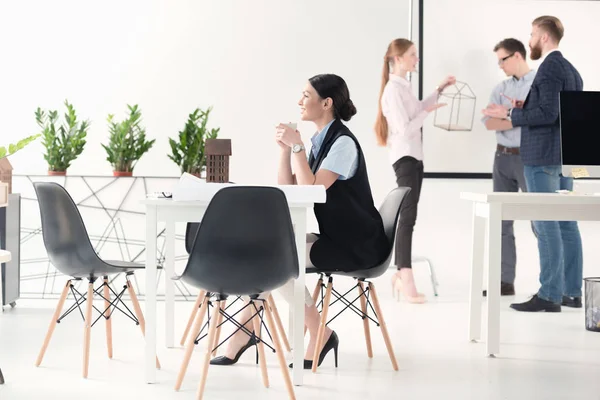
[421,0,600,174]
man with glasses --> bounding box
[481,38,535,297]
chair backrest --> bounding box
[181,186,299,296]
[184,180,235,254]
[33,182,102,277]
[359,186,411,275]
[379,187,412,247]
[184,223,200,254]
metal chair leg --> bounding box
[426,258,440,297]
[411,256,439,297]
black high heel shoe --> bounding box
[289,331,339,370]
[210,335,257,366]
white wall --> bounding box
[422,0,600,173]
[0,0,411,205]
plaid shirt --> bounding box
[511,51,583,166]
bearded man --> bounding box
[482,16,584,313]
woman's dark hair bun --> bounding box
[308,73,357,122]
[339,99,357,121]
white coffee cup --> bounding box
[284,122,297,131]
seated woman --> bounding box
[211,73,390,368]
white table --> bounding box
[461,192,600,356]
[142,184,326,385]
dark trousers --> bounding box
[393,156,424,269]
[493,150,528,284]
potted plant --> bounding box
[36,100,88,175]
[168,107,219,177]
[102,104,155,177]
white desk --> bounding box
[142,184,325,385]
[461,192,600,356]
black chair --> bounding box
[179,222,292,354]
[32,182,160,378]
[173,186,297,399]
[308,187,411,373]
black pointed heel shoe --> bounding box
[289,331,339,370]
[210,335,257,366]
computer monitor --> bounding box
[560,91,600,177]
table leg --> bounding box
[485,203,502,356]
[165,221,175,348]
[468,204,486,342]
[145,205,158,383]
[291,208,306,386]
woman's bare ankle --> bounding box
[223,330,253,359]
[304,327,332,360]
[399,268,419,297]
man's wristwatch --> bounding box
[292,143,305,153]
[507,108,512,120]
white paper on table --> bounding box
[172,172,327,204]
[172,173,233,201]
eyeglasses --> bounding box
[498,53,515,65]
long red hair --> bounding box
[374,39,414,146]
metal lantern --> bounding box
[433,81,476,131]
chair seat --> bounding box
[105,260,145,269]
[306,263,388,280]
[67,260,162,278]
[105,260,164,271]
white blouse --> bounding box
[381,74,439,164]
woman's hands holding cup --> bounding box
[275,123,302,148]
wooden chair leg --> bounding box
[126,279,161,369]
[212,298,227,357]
[369,282,398,371]
[312,276,333,373]
[358,281,373,358]
[264,297,296,400]
[196,300,222,400]
[312,276,323,306]
[305,277,323,336]
[268,295,290,352]
[175,293,209,391]
[252,301,269,388]
[36,280,71,367]
[103,277,113,359]
[83,281,94,378]
[181,290,206,346]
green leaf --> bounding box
[36,100,88,170]
[168,106,220,173]
[102,104,154,172]
[0,134,41,159]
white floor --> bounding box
[2,179,600,400]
